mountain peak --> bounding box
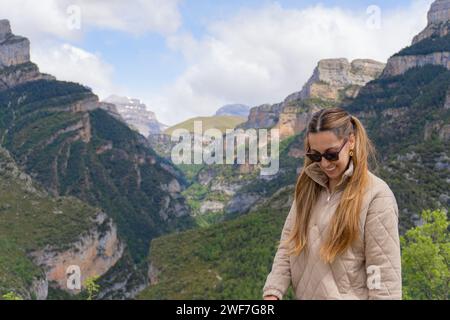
[0,19,12,42]
[214,104,250,118]
[284,58,385,103]
[102,95,167,136]
[412,0,450,44]
[0,18,31,68]
[428,0,450,24]
[0,19,54,90]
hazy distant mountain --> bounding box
[103,95,168,136]
[214,104,250,118]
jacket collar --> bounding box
[304,160,354,192]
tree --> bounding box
[84,276,100,301]
[2,292,23,300]
[401,209,449,300]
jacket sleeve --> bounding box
[364,188,402,300]
[262,200,296,300]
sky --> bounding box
[0,0,434,125]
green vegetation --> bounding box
[345,65,450,231]
[138,202,294,300]
[395,32,450,57]
[164,115,246,135]
[85,276,100,300]
[0,80,194,264]
[2,292,23,300]
[401,209,449,300]
[139,199,448,300]
[0,147,98,298]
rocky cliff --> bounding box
[383,0,450,77]
[0,147,123,299]
[413,0,450,44]
[240,58,384,139]
[285,58,385,103]
[30,212,124,293]
[103,95,167,136]
[0,19,54,90]
[383,52,450,77]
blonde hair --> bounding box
[284,107,376,263]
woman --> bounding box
[263,107,402,300]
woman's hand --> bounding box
[263,295,279,300]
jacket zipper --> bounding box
[326,188,338,202]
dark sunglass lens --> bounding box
[324,152,339,161]
[307,153,321,162]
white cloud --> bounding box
[32,43,117,99]
[73,0,182,35]
[0,0,182,100]
[0,0,182,39]
[152,0,433,125]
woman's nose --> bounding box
[321,158,331,167]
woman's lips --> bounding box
[324,165,336,173]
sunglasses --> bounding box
[306,138,348,163]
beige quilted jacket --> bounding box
[263,160,402,300]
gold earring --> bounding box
[349,150,354,157]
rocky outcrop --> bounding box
[276,104,321,139]
[240,58,384,139]
[0,20,54,90]
[382,52,450,77]
[240,103,283,129]
[103,95,167,136]
[285,58,385,103]
[0,19,29,67]
[383,0,450,77]
[30,211,124,293]
[413,0,450,44]
[200,201,224,214]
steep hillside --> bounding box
[0,19,194,298]
[137,188,295,300]
[0,147,122,299]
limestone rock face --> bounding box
[0,19,11,42]
[413,0,450,44]
[103,95,167,136]
[239,58,384,139]
[0,19,54,89]
[0,19,30,67]
[30,212,124,293]
[383,0,450,77]
[240,103,283,129]
[429,0,450,23]
[383,52,450,77]
[285,58,385,103]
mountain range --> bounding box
[0,0,449,300]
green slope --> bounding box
[0,79,194,265]
[164,115,246,135]
[138,187,295,300]
[0,147,99,299]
